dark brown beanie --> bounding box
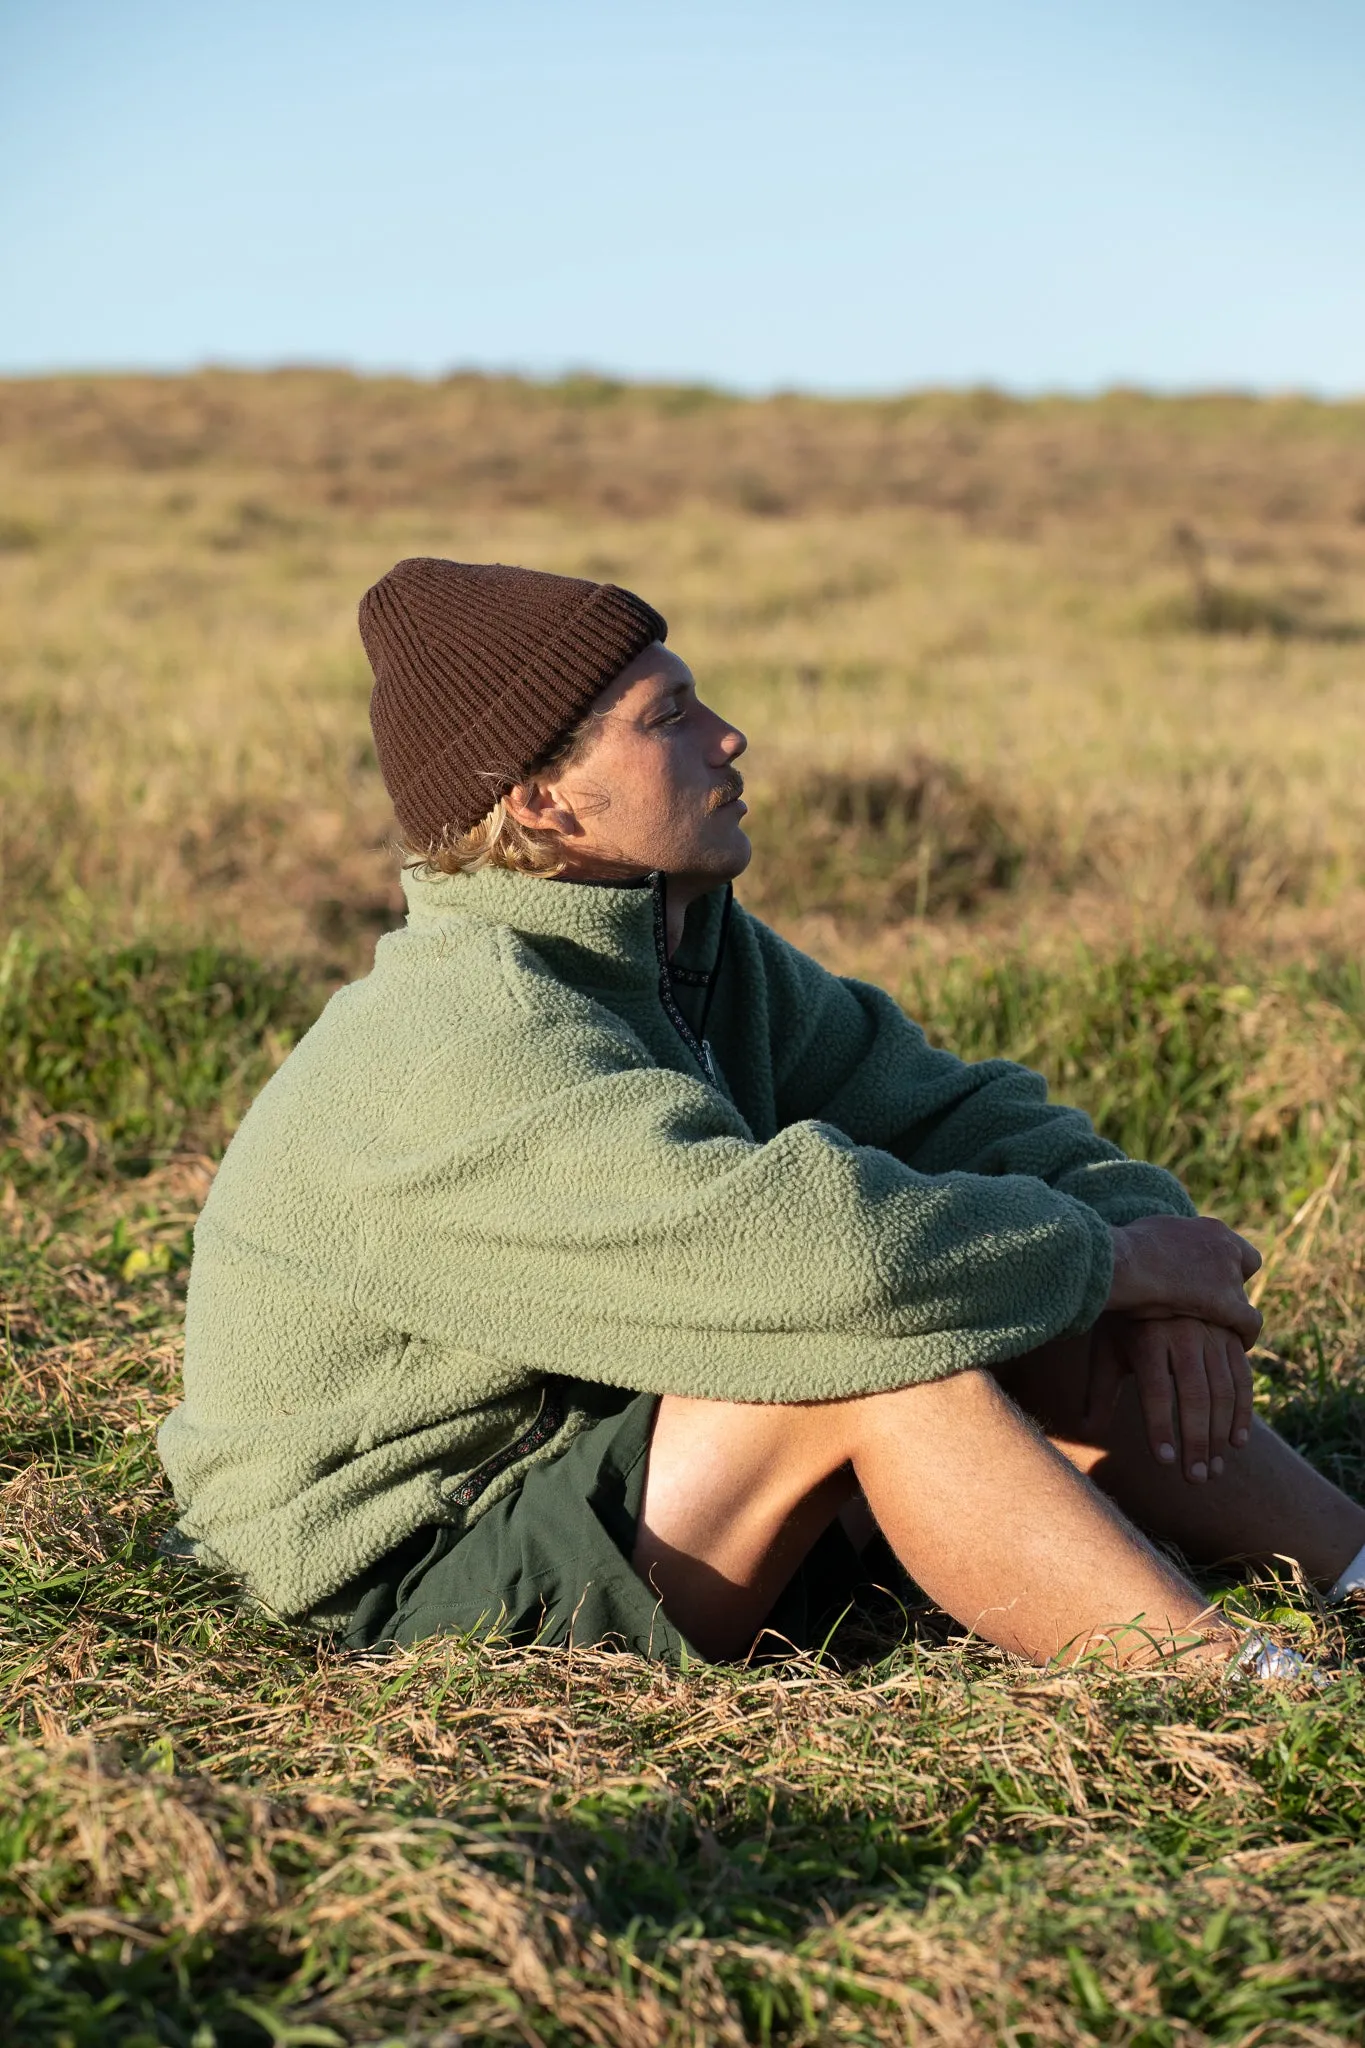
[359,558,667,845]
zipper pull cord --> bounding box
[650,872,717,1082]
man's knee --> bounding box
[839,1364,1013,1454]
[648,1390,862,1501]
[648,1367,1013,1505]
[859,1364,1004,1415]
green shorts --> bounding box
[333,1383,888,1666]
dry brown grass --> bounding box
[9,1688,1365,2048]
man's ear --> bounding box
[503,779,579,837]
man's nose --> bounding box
[718,723,747,761]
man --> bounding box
[158,559,1365,1675]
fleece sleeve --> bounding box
[743,916,1197,1229]
[352,977,1118,1408]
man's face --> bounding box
[510,643,751,887]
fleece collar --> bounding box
[401,863,731,995]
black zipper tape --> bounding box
[445,1376,568,1512]
[650,875,731,1085]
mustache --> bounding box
[705,769,745,814]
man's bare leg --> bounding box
[996,1339,1365,1584]
[634,1368,1228,1666]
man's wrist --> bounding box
[1105,1224,1131,1312]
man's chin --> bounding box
[723,830,753,880]
[663,829,751,893]
[705,818,752,881]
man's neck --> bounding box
[660,874,712,959]
[554,858,714,958]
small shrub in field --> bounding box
[744,759,1025,928]
[1182,800,1317,911]
[0,513,44,552]
[0,935,315,1169]
[1145,579,1304,639]
[1146,522,1364,642]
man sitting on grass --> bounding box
[159,559,1365,1677]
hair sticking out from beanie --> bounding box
[359,558,666,847]
[400,700,607,879]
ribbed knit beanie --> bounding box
[359,558,667,845]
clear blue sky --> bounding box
[3,0,1363,394]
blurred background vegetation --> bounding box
[3,371,1365,972]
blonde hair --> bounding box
[402,703,604,879]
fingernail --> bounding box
[1211,1456,1224,1476]
[1233,1429,1249,1447]
[1191,1462,1208,1482]
[1158,1443,1176,1464]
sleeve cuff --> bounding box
[1059,1198,1116,1336]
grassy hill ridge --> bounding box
[4,368,1365,526]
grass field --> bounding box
[3,371,1365,2044]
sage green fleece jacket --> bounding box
[158,866,1196,1619]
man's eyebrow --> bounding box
[644,680,691,711]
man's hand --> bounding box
[1084,1313,1255,1483]
[1106,1215,1263,1350]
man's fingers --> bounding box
[1209,1223,1261,1342]
[1227,1332,1254,1451]
[1225,1293,1263,1351]
[1081,1320,1125,1432]
[1168,1323,1212,1482]
[1127,1295,1262,1349]
[1113,1312,1260,1477]
[1127,1325,1179,1471]
[1202,1331,1237,1476]
[1228,1227,1263,1281]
